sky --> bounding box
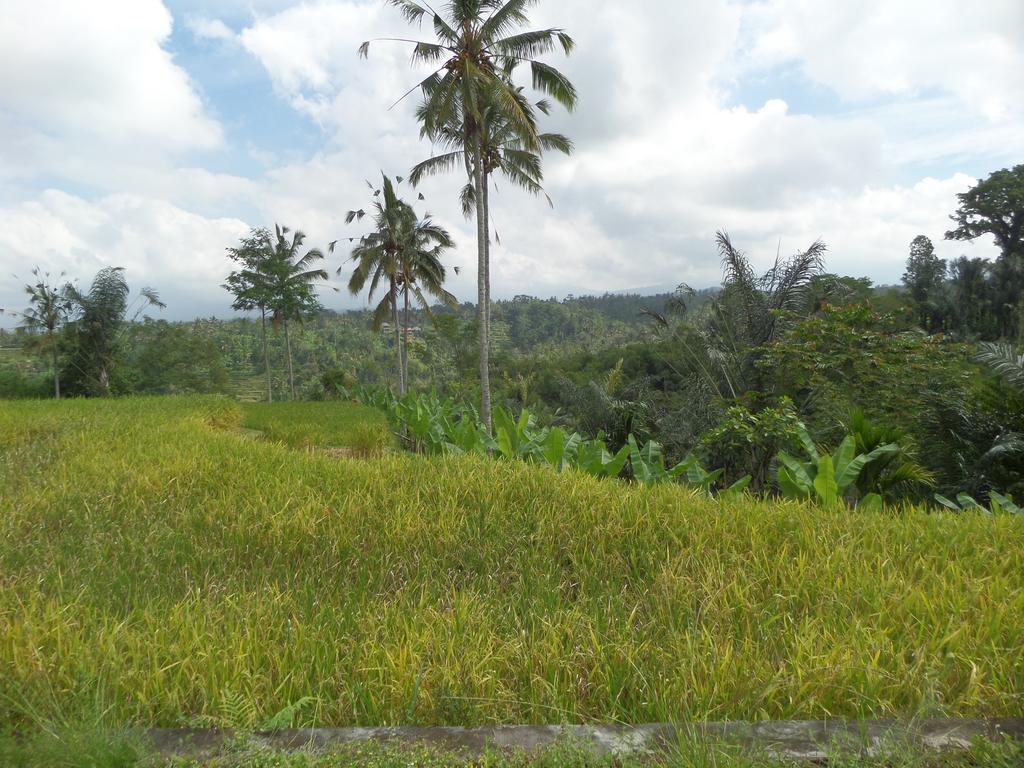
[1,0,1022,325]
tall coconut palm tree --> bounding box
[340,174,456,395]
[2,268,72,398]
[362,0,577,430]
[410,90,572,377]
[267,225,328,401]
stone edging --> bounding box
[146,718,1024,761]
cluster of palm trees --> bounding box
[4,266,164,398]
[348,0,577,430]
[223,225,328,402]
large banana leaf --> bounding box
[835,442,899,493]
[777,451,814,498]
[814,453,839,506]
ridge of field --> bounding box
[0,397,1021,730]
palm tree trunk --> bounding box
[482,172,492,378]
[473,136,492,432]
[402,286,410,390]
[391,278,405,395]
[284,317,296,401]
[52,343,60,399]
[260,307,272,403]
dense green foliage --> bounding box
[0,292,658,401]
[1,397,1022,731]
[2,169,1023,508]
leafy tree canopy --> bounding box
[945,164,1024,259]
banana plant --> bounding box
[935,491,1022,515]
[439,413,491,455]
[395,392,447,454]
[576,437,630,479]
[718,474,753,502]
[493,406,547,461]
[777,425,897,508]
[352,388,742,492]
[540,426,583,472]
[626,436,751,496]
[627,435,693,486]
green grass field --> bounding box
[241,400,393,453]
[1,397,1022,733]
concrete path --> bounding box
[147,718,1024,761]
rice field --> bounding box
[0,396,1022,731]
[240,400,393,452]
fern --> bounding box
[215,688,259,729]
[259,696,316,731]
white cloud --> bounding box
[743,0,1024,120]
[186,15,238,43]
[1,0,1018,325]
[238,1,431,137]
[0,191,250,319]
[0,0,222,158]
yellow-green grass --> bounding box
[240,401,393,453]
[0,397,1022,730]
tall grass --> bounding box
[0,397,1022,729]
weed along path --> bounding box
[1,398,1023,747]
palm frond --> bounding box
[528,60,577,111]
[480,0,532,39]
[409,152,464,186]
[386,0,431,24]
[976,343,1024,390]
[139,287,166,310]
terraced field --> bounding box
[0,396,1021,734]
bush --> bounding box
[0,369,50,399]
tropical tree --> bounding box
[648,231,827,401]
[395,218,458,388]
[224,228,276,402]
[62,267,165,396]
[363,0,578,430]
[946,165,1024,338]
[946,164,1024,261]
[902,235,948,333]
[948,256,997,338]
[340,174,456,395]
[267,225,328,401]
[3,268,72,398]
[410,90,572,396]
